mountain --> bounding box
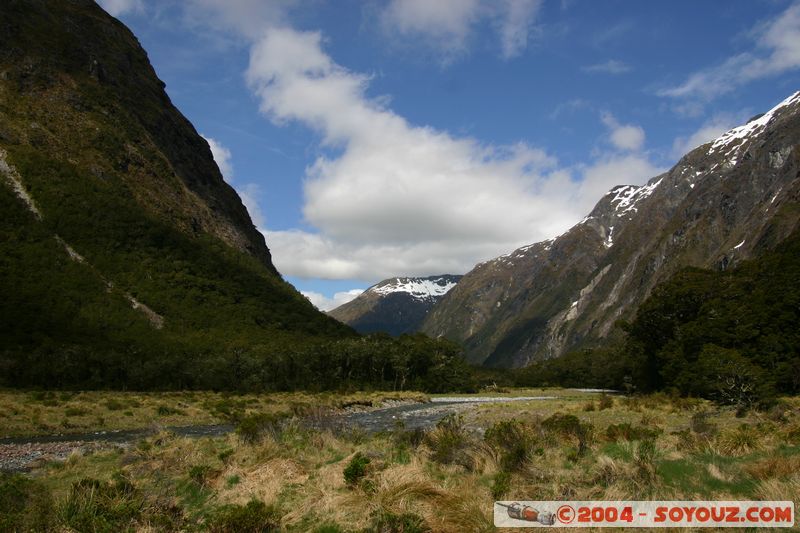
[329,275,461,336]
[423,91,800,368]
[0,0,354,389]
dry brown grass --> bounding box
[12,390,800,532]
[745,455,800,480]
[218,458,308,506]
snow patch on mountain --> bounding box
[370,276,458,300]
[708,91,800,161]
[607,177,664,217]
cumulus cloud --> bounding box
[244,28,662,280]
[380,0,543,61]
[201,134,267,230]
[238,183,267,231]
[185,0,296,39]
[97,0,143,17]
[302,289,364,311]
[202,135,234,181]
[496,0,544,59]
[601,112,646,151]
[659,3,800,101]
[582,59,631,74]
[671,114,740,159]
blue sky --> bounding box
[100,0,800,310]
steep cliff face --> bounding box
[0,0,352,389]
[423,91,800,367]
[329,275,461,336]
[0,0,275,273]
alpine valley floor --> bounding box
[1,388,799,532]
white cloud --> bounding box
[200,134,267,231]
[496,0,544,59]
[659,3,800,101]
[671,114,740,159]
[379,0,542,61]
[97,0,143,17]
[202,135,234,181]
[244,27,663,281]
[302,289,364,311]
[185,0,296,39]
[577,155,663,206]
[601,112,645,151]
[238,183,267,231]
[582,59,631,74]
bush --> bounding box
[189,464,215,486]
[0,473,56,532]
[634,439,657,488]
[65,407,88,417]
[605,423,661,442]
[485,420,536,472]
[717,424,761,456]
[236,413,285,444]
[491,471,511,500]
[60,475,142,532]
[542,413,594,457]
[424,414,472,467]
[104,399,124,411]
[208,499,280,532]
[156,405,184,416]
[598,394,614,410]
[343,453,371,486]
[365,510,430,533]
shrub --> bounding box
[218,449,234,463]
[717,424,761,456]
[189,464,215,486]
[365,510,430,533]
[65,407,88,417]
[0,473,56,532]
[634,439,658,488]
[60,475,142,532]
[208,499,280,533]
[598,394,614,410]
[491,471,511,500]
[424,414,472,467]
[689,412,717,436]
[485,420,536,472]
[104,399,124,411]
[542,413,594,457]
[236,413,285,444]
[343,453,370,486]
[605,423,661,442]
[156,405,184,416]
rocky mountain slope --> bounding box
[0,0,352,388]
[329,275,461,336]
[423,91,800,368]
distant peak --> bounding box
[708,91,800,158]
[369,275,461,300]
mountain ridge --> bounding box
[0,0,356,389]
[422,91,800,367]
[329,275,462,336]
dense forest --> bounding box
[515,226,800,405]
[0,149,475,393]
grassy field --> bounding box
[0,390,429,438]
[2,389,800,532]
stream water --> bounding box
[0,396,556,471]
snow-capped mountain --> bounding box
[328,275,461,336]
[423,91,800,367]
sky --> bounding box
[99,0,800,310]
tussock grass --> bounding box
[5,390,800,531]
